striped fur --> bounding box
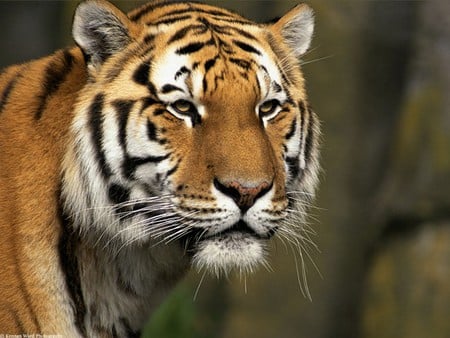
[0,0,320,336]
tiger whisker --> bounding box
[193,269,207,302]
[102,210,193,250]
[300,54,334,66]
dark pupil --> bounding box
[263,102,274,112]
[175,100,191,112]
[261,100,277,116]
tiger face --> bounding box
[63,0,320,275]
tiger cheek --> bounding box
[270,138,289,197]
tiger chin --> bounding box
[0,0,320,336]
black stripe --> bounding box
[229,58,251,70]
[255,71,261,93]
[176,38,215,55]
[304,108,315,166]
[143,5,251,26]
[260,65,269,76]
[233,40,261,55]
[143,7,233,23]
[177,42,205,54]
[161,84,184,94]
[113,99,135,152]
[0,71,22,115]
[129,1,190,22]
[147,7,191,21]
[108,183,130,207]
[153,14,192,26]
[211,16,253,26]
[133,62,157,96]
[123,154,170,179]
[35,49,74,120]
[198,8,236,18]
[147,119,158,141]
[105,45,142,82]
[285,117,297,140]
[203,77,208,93]
[154,108,167,116]
[298,101,306,159]
[58,194,87,337]
[162,6,251,24]
[166,161,180,177]
[147,82,158,97]
[272,81,282,93]
[219,39,233,54]
[130,154,170,165]
[204,56,218,72]
[140,45,155,59]
[224,26,257,41]
[168,24,207,44]
[141,97,160,114]
[174,66,191,80]
[299,100,306,114]
[214,72,225,91]
[89,94,112,178]
[199,19,257,41]
[143,34,156,44]
[286,156,300,179]
[133,62,150,86]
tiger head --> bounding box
[62,0,320,275]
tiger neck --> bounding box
[58,197,189,337]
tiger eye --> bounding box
[173,100,193,113]
[259,99,279,117]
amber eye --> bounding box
[172,99,195,115]
[169,99,202,126]
[259,99,280,118]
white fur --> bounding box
[282,6,315,57]
[193,233,266,277]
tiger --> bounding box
[0,0,320,336]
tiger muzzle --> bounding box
[213,178,273,213]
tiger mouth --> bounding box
[180,219,276,258]
[200,220,263,241]
[187,220,273,274]
[193,220,275,243]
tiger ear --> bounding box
[72,0,133,69]
[270,4,314,57]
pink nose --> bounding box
[213,178,272,213]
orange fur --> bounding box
[0,48,87,333]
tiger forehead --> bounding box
[131,0,271,62]
[135,3,268,57]
[131,6,283,101]
[129,1,254,26]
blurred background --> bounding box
[1,1,449,337]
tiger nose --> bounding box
[213,178,273,213]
